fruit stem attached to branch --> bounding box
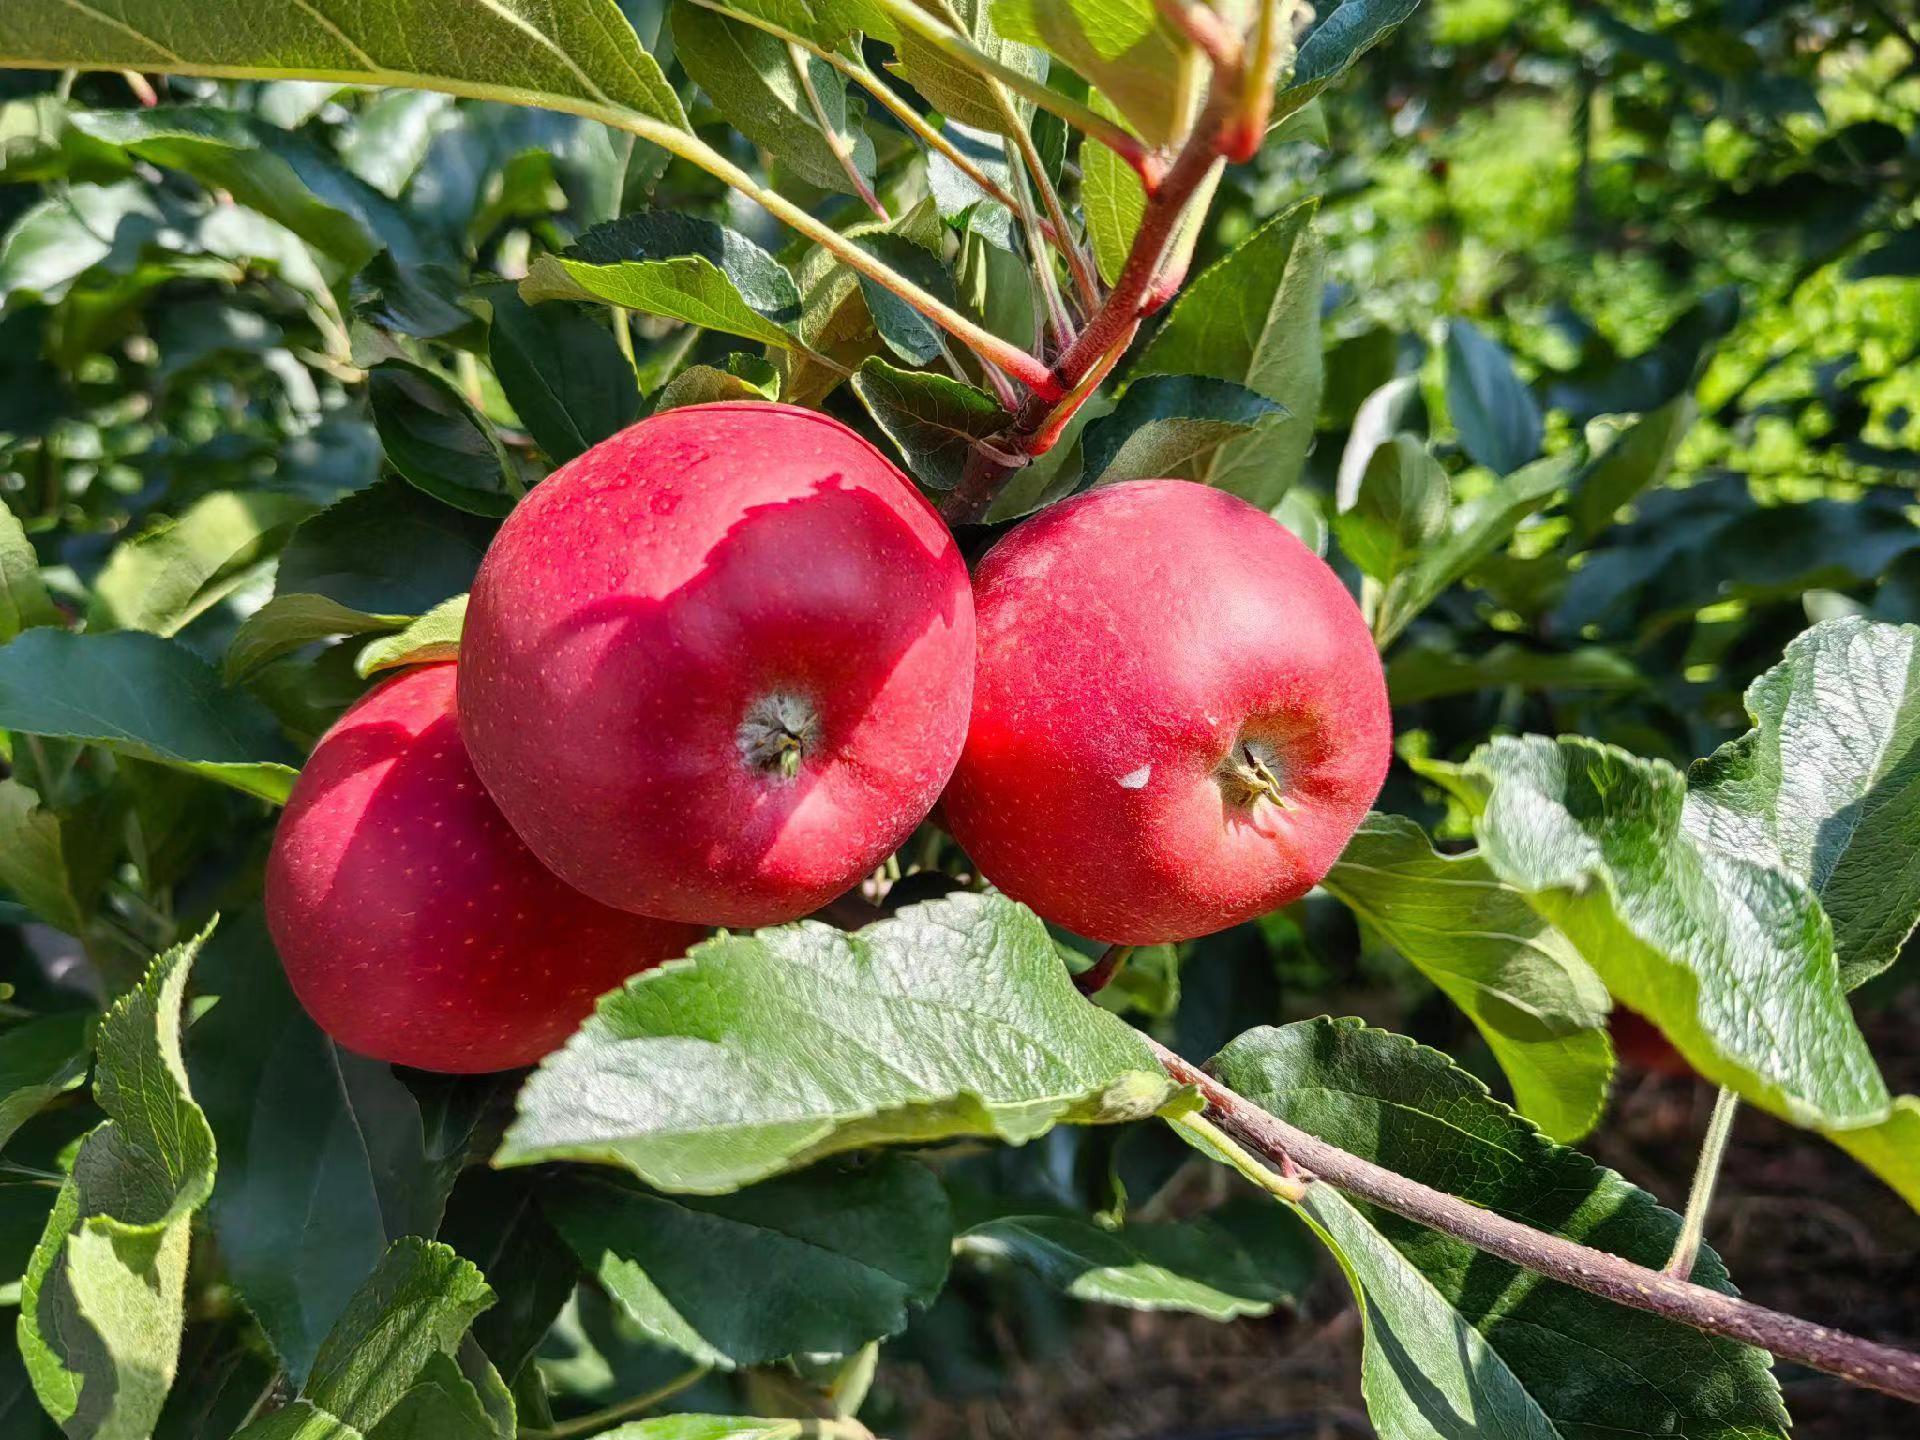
[1143,1035,1920,1406]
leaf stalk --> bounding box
[1666,1086,1741,1280]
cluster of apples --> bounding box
[266,403,1391,1072]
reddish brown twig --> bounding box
[1145,1035,1920,1406]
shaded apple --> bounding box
[458,402,975,927]
[266,663,701,1073]
[942,479,1391,944]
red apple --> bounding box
[941,480,1391,944]
[458,401,975,927]
[265,663,701,1073]
[1611,1006,1698,1081]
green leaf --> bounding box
[1080,88,1145,287]
[365,1348,510,1440]
[523,213,803,351]
[991,0,1193,148]
[0,629,300,802]
[276,478,495,617]
[354,595,469,678]
[299,1239,494,1433]
[225,595,409,685]
[0,779,109,936]
[68,108,424,270]
[0,1,687,132]
[1134,200,1325,509]
[1568,396,1696,540]
[671,2,877,198]
[1444,318,1542,477]
[1274,0,1424,123]
[88,491,317,637]
[487,288,641,465]
[960,1212,1299,1321]
[438,1172,579,1383]
[853,230,959,368]
[369,361,516,518]
[894,0,1045,136]
[18,927,218,1440]
[189,913,461,1383]
[0,1011,93,1152]
[1331,434,1449,585]
[1686,617,1920,990]
[852,357,1006,492]
[546,1156,950,1367]
[595,1421,805,1440]
[498,893,1180,1192]
[1371,449,1575,647]
[1385,640,1643,706]
[1440,734,1920,1206]
[655,357,783,411]
[0,504,59,642]
[1080,376,1286,489]
[1211,1019,1787,1440]
[1322,815,1613,1143]
[234,1402,363,1440]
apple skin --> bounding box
[265,664,702,1073]
[1611,1007,1698,1081]
[458,401,975,927]
[941,480,1391,945]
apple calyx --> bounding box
[738,692,820,781]
[1217,737,1298,812]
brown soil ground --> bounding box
[886,991,1920,1439]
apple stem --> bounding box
[1143,1034,1920,1406]
[1074,944,1133,996]
[938,18,1271,524]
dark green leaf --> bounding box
[1385,640,1643,705]
[1372,450,1575,647]
[190,913,461,1383]
[1567,396,1695,540]
[522,212,803,351]
[225,595,408,685]
[487,288,641,465]
[1134,201,1325,508]
[0,629,300,802]
[1276,0,1424,122]
[88,490,317,637]
[1081,376,1286,489]
[1209,1019,1787,1440]
[0,1011,93,1152]
[894,0,1045,136]
[0,779,109,936]
[547,1157,950,1367]
[498,893,1179,1191]
[960,1212,1299,1320]
[854,232,959,368]
[852,357,1006,492]
[438,1172,579,1383]
[18,927,218,1440]
[276,478,495,617]
[671,2,878,197]
[1331,434,1449,585]
[68,108,426,270]
[369,361,515,518]
[1322,815,1612,1142]
[1445,319,1542,477]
